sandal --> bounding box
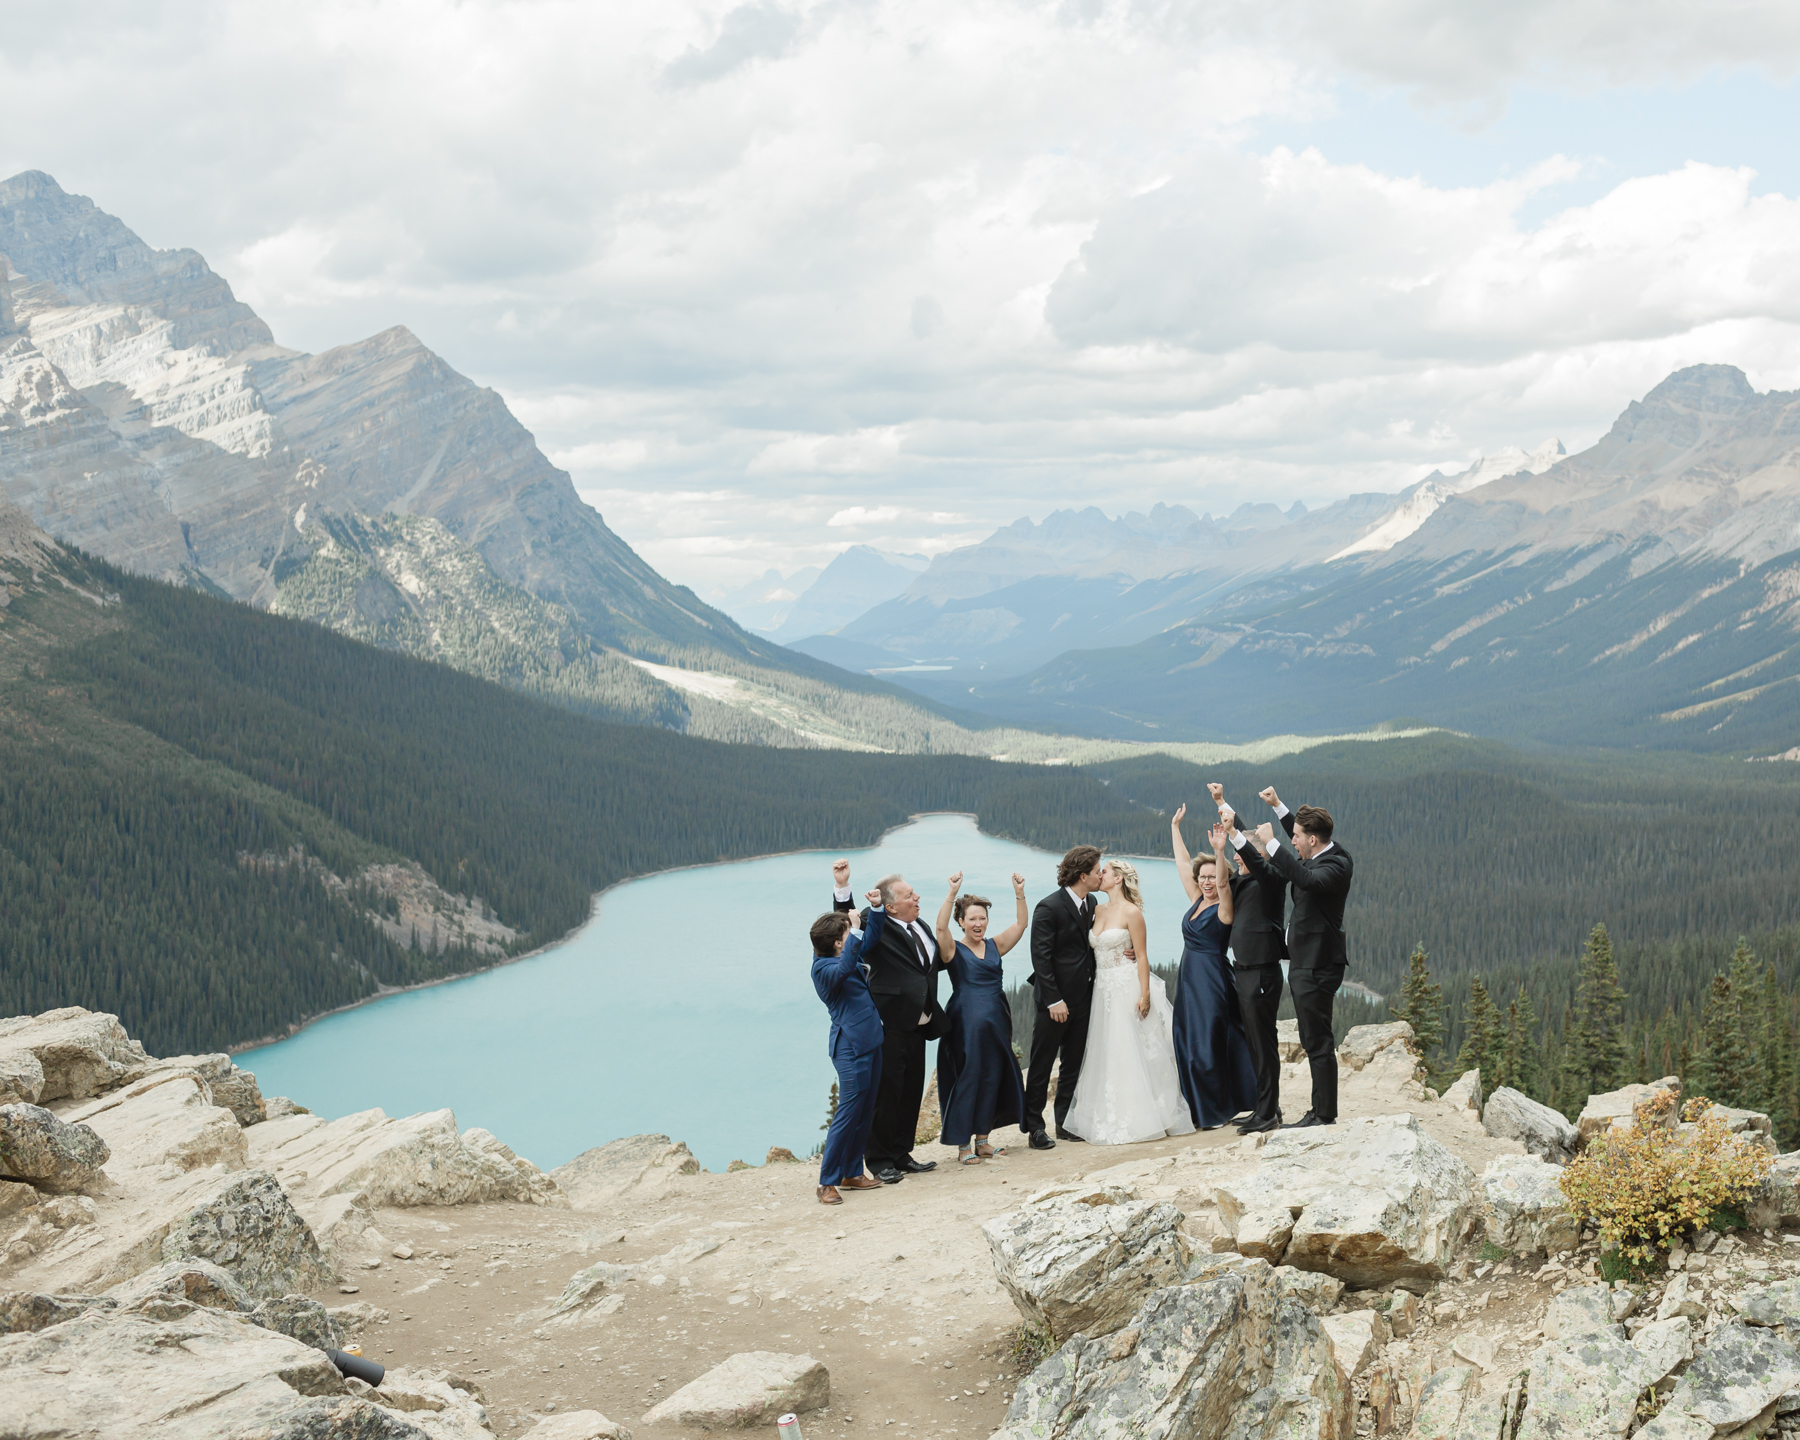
[976,1142,1003,1159]
[958,1148,982,1165]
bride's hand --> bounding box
[1136,994,1150,1019]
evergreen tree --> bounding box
[1696,972,1751,1107]
[1392,943,1445,1078]
[1760,964,1796,1145]
[1726,940,1768,1110]
[1498,984,1542,1101]
[1455,978,1506,1101]
[1562,923,1628,1108]
[820,1081,839,1131]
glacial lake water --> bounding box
[239,814,1194,1174]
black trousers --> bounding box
[867,1007,931,1169]
[1023,996,1090,1135]
[1288,964,1345,1122]
[1232,963,1285,1122]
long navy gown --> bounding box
[1171,901,1259,1129]
[937,939,1027,1147]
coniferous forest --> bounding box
[3,547,1799,1088]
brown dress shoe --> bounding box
[817,1185,843,1205]
[838,1175,883,1191]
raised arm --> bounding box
[1129,907,1151,1019]
[1211,826,1235,925]
[831,858,856,913]
[1265,844,1352,898]
[1260,787,1296,839]
[825,891,887,987]
[1171,804,1201,902]
[993,873,1030,955]
[935,873,962,960]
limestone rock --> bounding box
[1237,1295,1355,1440]
[125,1052,268,1127]
[1731,1278,1800,1343]
[1213,1114,1481,1290]
[1452,1334,1496,1372]
[1631,1316,1694,1389]
[72,1068,250,1178]
[1450,1391,1508,1440]
[1413,1364,1479,1440]
[1747,1151,1800,1230]
[0,1008,148,1102]
[1481,1154,1578,1254]
[551,1134,700,1210]
[460,1127,563,1206]
[0,1299,362,1436]
[526,1412,633,1440]
[764,1147,800,1165]
[1320,1308,1387,1376]
[0,1103,110,1193]
[1648,1322,1800,1437]
[106,1257,253,1314]
[327,1301,391,1341]
[1577,1076,1680,1147]
[981,1189,1188,1342]
[0,1048,43,1108]
[1692,1103,1775,1153]
[1514,1296,1698,1440]
[0,1291,110,1333]
[1276,1019,1304,1063]
[1480,1088,1578,1165]
[236,1395,438,1436]
[1543,1285,1620,1341]
[1657,1274,1706,1322]
[547,1260,631,1328]
[252,1295,342,1352]
[1336,1023,1414,1071]
[0,1179,36,1219]
[1274,1268,1343,1314]
[160,1169,330,1299]
[1441,1070,1481,1117]
[641,1351,829,1428]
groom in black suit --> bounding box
[831,861,944,1181]
[1022,845,1104,1149]
[1252,789,1353,1129]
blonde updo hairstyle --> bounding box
[1107,859,1144,908]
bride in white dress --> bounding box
[1061,861,1196,1145]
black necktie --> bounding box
[909,925,932,970]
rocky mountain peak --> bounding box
[1640,363,1758,413]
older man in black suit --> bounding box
[832,860,944,1182]
[1236,789,1353,1129]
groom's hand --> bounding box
[1259,786,1280,808]
[832,858,850,887]
[1048,1001,1070,1023]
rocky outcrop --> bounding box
[1440,1069,1481,1117]
[1509,1287,1695,1440]
[552,1134,701,1210]
[1336,1023,1416,1071]
[1638,1323,1800,1439]
[125,1052,268,1127]
[526,1413,634,1440]
[1481,1087,1578,1164]
[159,1169,330,1300]
[1747,1151,1800,1230]
[1482,1154,1578,1255]
[0,1103,110,1193]
[0,1008,148,1103]
[1213,1115,1481,1290]
[993,1257,1352,1440]
[641,1352,829,1428]
[982,1186,1189,1342]
[1577,1076,1680,1147]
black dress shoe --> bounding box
[1055,1127,1086,1142]
[1228,1112,1255,1127]
[1028,1130,1056,1150]
[895,1157,937,1174]
[1282,1111,1334,1129]
[1237,1113,1281,1135]
[873,1166,906,1183]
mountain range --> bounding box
[790,368,1799,752]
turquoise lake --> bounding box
[240,814,1193,1173]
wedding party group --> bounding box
[806,785,1355,1204]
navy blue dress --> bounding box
[1171,902,1259,1128]
[937,940,1027,1147]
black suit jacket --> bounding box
[1269,811,1353,970]
[833,894,947,1031]
[1224,857,1288,969]
[1029,889,1096,1011]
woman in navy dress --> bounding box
[932,871,1030,1165]
[1170,809,1259,1129]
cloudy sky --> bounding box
[6,1,1800,597]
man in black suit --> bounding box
[1248,788,1353,1128]
[832,860,943,1181]
[1022,845,1104,1149]
[1210,785,1287,1136]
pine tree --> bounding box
[1392,943,1445,1079]
[1498,984,1541,1101]
[1761,964,1796,1144]
[820,1081,840,1132]
[1727,940,1768,1110]
[1455,978,1506,1101]
[1697,972,1751,1108]
[1562,923,1628,1107]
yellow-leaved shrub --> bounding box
[1558,1089,1774,1268]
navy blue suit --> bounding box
[812,907,887,1185]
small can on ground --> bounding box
[778,1414,804,1440]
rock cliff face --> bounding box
[0,171,766,662]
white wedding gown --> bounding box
[1062,927,1196,1145]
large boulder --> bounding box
[1747,1152,1800,1230]
[1481,1088,1578,1165]
[1577,1077,1680,1148]
[75,1069,249,1176]
[982,1187,1188,1342]
[1336,1023,1415,1071]
[1731,1278,1800,1342]
[641,1352,828,1428]
[1213,1114,1481,1291]
[551,1133,700,1209]
[250,1295,342,1353]
[0,1103,110,1194]
[0,1049,43,1108]
[125,1053,268,1128]
[1319,1309,1386,1377]
[993,1259,1352,1440]
[1638,1322,1800,1439]
[526,1413,633,1440]
[1440,1070,1480,1118]
[0,1291,111,1334]
[248,1107,564,1214]
[0,1009,148,1103]
[159,1169,330,1299]
[1482,1154,1579,1255]
[105,1257,253,1315]
[1513,1288,1694,1440]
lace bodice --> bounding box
[1091,927,1136,970]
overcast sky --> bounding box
[6,1,1800,595]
